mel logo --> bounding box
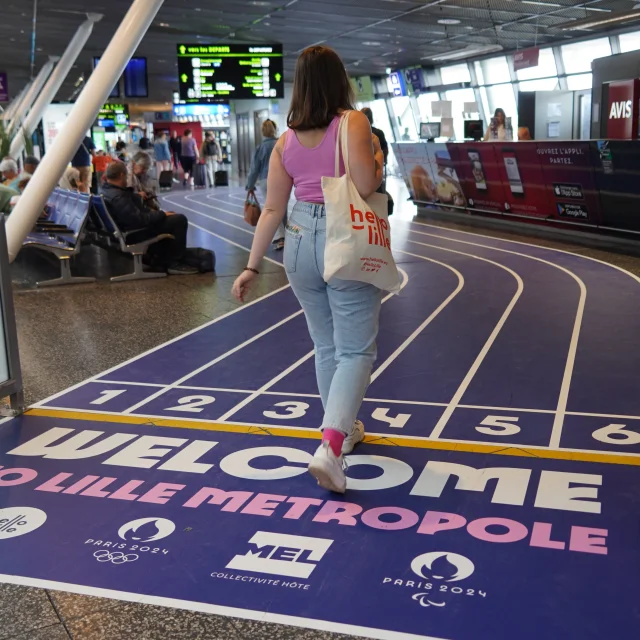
[609,100,632,120]
[350,204,391,249]
[226,531,333,579]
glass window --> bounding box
[416,92,442,122]
[370,99,395,144]
[474,56,510,85]
[390,96,419,140]
[440,63,471,85]
[515,48,557,81]
[518,77,559,92]
[561,38,611,74]
[445,88,477,140]
[619,31,640,53]
[566,73,593,91]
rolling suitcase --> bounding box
[193,163,207,188]
[214,169,229,187]
[158,170,173,190]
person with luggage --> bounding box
[102,162,197,275]
[154,132,172,175]
[180,129,199,187]
[246,119,284,250]
[232,45,384,494]
[201,132,222,188]
[169,130,182,172]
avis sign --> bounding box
[606,79,639,139]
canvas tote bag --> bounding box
[322,112,402,293]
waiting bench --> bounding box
[22,188,95,287]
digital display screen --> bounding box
[176,44,284,102]
[124,58,148,98]
[420,122,440,139]
[97,103,129,132]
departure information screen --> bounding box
[176,44,284,102]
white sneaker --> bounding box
[308,441,347,493]
[342,420,365,455]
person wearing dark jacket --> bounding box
[101,162,196,275]
[361,108,388,195]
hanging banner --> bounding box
[351,76,375,103]
[513,48,540,72]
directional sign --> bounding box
[176,44,284,102]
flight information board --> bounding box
[177,44,284,102]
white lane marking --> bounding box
[31,198,288,410]
[371,255,464,382]
[408,219,640,286]
[121,309,306,415]
[417,242,524,439]
[217,268,411,422]
[183,195,254,235]
[404,229,587,448]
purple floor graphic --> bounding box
[0,415,638,640]
[33,187,640,456]
[6,186,640,639]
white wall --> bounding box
[229,83,293,177]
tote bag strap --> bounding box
[333,111,352,178]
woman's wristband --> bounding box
[244,267,259,275]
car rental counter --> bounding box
[392,140,640,235]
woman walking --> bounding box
[180,129,199,186]
[246,119,285,250]
[232,46,384,493]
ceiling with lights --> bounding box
[2,0,640,105]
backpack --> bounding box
[206,141,219,157]
[183,247,216,273]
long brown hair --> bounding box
[287,46,355,131]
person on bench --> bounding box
[101,162,197,275]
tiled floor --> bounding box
[3,178,640,639]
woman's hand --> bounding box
[232,270,257,303]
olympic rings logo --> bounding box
[93,550,139,565]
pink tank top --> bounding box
[282,115,345,203]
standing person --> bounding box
[484,108,509,141]
[71,134,96,193]
[169,130,182,173]
[92,151,112,191]
[154,132,172,175]
[401,127,411,141]
[232,46,384,493]
[245,119,284,250]
[180,129,199,187]
[361,107,388,193]
[201,132,222,188]
[115,140,129,163]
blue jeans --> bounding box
[284,201,383,436]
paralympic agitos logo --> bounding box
[382,551,487,609]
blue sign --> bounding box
[403,67,428,95]
[173,104,231,117]
[0,414,637,639]
[388,72,406,97]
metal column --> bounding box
[6,0,166,263]
[10,14,103,159]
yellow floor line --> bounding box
[25,408,640,467]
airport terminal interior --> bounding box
[1,1,640,639]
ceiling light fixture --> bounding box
[438,18,461,25]
[362,41,381,46]
[521,1,562,7]
[425,44,504,61]
[158,22,170,27]
[556,9,640,31]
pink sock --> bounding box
[322,428,345,457]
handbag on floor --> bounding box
[244,189,261,227]
[321,111,402,293]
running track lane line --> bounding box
[404,231,587,448]
[217,267,412,422]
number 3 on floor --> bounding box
[264,402,310,419]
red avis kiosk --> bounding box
[606,79,640,140]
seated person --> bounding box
[0,158,20,189]
[130,151,159,209]
[23,156,39,175]
[101,162,196,275]
[518,126,533,141]
[59,166,80,191]
[0,183,19,214]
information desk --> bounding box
[392,140,640,235]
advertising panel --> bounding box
[391,142,435,202]
[536,142,601,224]
[513,47,539,72]
[590,140,640,232]
[351,76,375,103]
[450,142,507,213]
[606,79,639,140]
[426,143,466,209]
[494,142,551,217]
[42,103,75,153]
